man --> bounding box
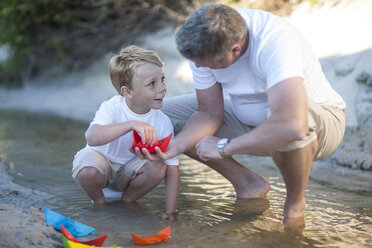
[133,4,346,227]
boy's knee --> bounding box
[145,161,167,180]
[77,166,103,182]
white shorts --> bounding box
[72,148,147,192]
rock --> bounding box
[366,75,372,87]
[334,63,354,76]
[356,70,372,86]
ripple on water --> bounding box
[1,109,372,247]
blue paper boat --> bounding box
[44,208,96,237]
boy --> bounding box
[72,45,179,221]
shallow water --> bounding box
[1,108,371,248]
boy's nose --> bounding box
[159,82,166,93]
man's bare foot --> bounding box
[283,199,305,219]
[234,197,270,215]
[235,172,271,198]
[283,216,305,231]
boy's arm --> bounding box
[163,165,180,222]
[85,120,157,147]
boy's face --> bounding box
[125,62,166,114]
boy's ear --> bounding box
[232,44,241,58]
[121,86,132,98]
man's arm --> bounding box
[196,77,309,159]
[174,83,225,153]
[135,82,225,160]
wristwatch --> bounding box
[217,138,231,158]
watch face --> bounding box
[217,138,229,147]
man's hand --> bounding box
[195,135,223,161]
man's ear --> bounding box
[121,86,132,98]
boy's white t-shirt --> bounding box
[190,9,346,127]
[86,95,178,166]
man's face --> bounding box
[192,52,236,69]
[192,35,249,70]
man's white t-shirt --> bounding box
[190,9,346,127]
[86,95,178,166]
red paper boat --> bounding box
[131,129,172,153]
[61,224,108,246]
[131,226,171,245]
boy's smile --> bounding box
[124,62,166,114]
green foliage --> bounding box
[0,0,197,87]
[226,0,240,5]
[0,0,76,86]
[307,0,319,7]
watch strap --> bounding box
[217,138,231,158]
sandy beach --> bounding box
[0,163,61,247]
[0,0,371,247]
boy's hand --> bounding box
[161,212,176,222]
[131,121,156,146]
[131,140,180,161]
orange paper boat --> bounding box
[61,224,108,246]
[131,129,172,153]
[131,226,171,245]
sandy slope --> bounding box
[0,163,60,247]
[286,0,372,187]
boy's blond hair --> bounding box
[108,45,163,94]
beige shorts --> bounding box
[72,148,147,192]
[162,94,345,161]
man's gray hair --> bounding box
[176,4,247,62]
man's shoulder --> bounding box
[237,8,276,21]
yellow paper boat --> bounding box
[62,235,119,248]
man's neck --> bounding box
[239,31,249,58]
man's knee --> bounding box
[271,139,318,164]
[162,94,198,135]
[143,161,167,180]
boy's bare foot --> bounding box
[161,212,176,222]
[91,200,107,209]
[92,199,106,204]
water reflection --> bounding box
[1,108,372,247]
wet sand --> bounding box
[0,163,61,247]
